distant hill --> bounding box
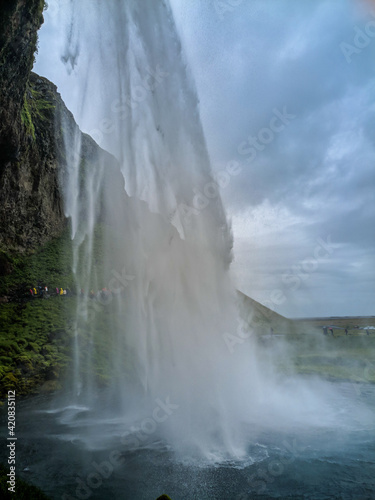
[237,291,375,335]
[236,290,295,334]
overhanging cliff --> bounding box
[0,1,119,258]
[0,0,126,396]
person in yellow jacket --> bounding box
[33,287,37,295]
[60,288,64,295]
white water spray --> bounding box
[53,0,339,461]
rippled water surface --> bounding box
[1,381,375,500]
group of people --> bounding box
[322,326,372,336]
[28,286,123,300]
[28,286,71,298]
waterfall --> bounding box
[56,0,274,460]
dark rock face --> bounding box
[0,1,115,253]
[0,72,66,252]
[0,0,65,252]
[0,0,44,164]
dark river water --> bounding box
[1,381,375,500]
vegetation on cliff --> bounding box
[0,227,74,397]
[21,77,56,142]
[0,222,134,398]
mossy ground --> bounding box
[0,298,75,398]
[0,295,133,398]
[0,226,74,298]
[258,319,375,384]
[290,334,375,383]
[0,228,74,397]
[0,224,133,398]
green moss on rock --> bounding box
[0,296,76,398]
[21,93,36,140]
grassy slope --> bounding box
[0,228,76,398]
[238,291,375,384]
[0,223,134,398]
[0,226,74,298]
[286,318,375,383]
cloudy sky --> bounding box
[35,0,375,318]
